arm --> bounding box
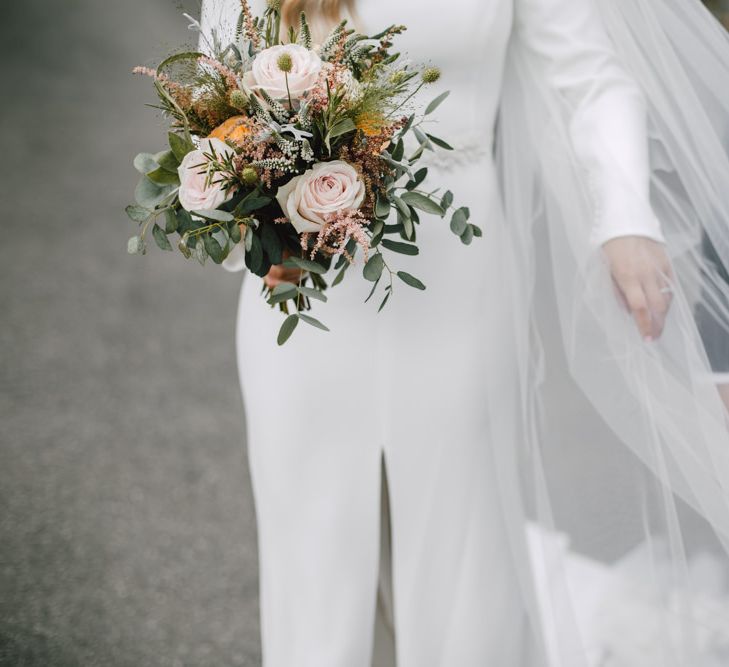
[515,0,672,340]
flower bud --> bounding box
[229,89,247,110]
[277,52,293,73]
[389,70,408,86]
[267,0,281,11]
[421,67,441,84]
[241,166,259,186]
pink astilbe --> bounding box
[197,56,239,90]
[239,0,261,49]
[301,209,371,264]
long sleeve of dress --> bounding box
[514,0,665,247]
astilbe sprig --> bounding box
[302,209,371,263]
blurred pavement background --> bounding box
[1,1,262,665]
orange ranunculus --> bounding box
[208,116,251,146]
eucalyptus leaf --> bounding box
[405,168,428,190]
[133,153,158,175]
[156,150,180,172]
[378,292,391,312]
[169,132,194,162]
[472,224,483,238]
[397,271,426,290]
[450,206,469,235]
[424,90,450,115]
[127,235,145,255]
[152,224,173,251]
[245,233,264,274]
[125,204,151,223]
[375,194,391,219]
[400,191,444,216]
[297,285,328,302]
[164,209,178,233]
[236,194,271,215]
[381,239,419,255]
[192,209,234,222]
[277,314,299,345]
[297,313,330,331]
[260,223,282,265]
[370,220,385,247]
[204,235,223,263]
[147,167,179,185]
[363,253,384,282]
[283,256,327,274]
[392,138,404,161]
[426,133,453,150]
[135,176,174,209]
[331,262,349,286]
[460,224,474,245]
[440,190,454,209]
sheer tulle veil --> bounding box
[497,0,729,663]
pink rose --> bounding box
[177,138,236,212]
[276,160,366,234]
[244,44,322,101]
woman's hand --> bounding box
[264,263,303,288]
[264,249,303,289]
[602,236,673,341]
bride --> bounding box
[198,0,729,664]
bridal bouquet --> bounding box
[127,0,479,343]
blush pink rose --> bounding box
[177,138,236,212]
[276,160,366,234]
[244,44,322,101]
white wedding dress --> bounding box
[199,1,729,666]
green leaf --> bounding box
[472,224,483,238]
[133,153,158,175]
[378,291,391,312]
[332,261,349,286]
[169,132,194,162]
[375,194,391,219]
[328,117,356,139]
[260,223,283,265]
[399,210,414,240]
[152,224,173,251]
[297,313,330,331]
[156,150,180,172]
[405,168,427,190]
[370,220,385,247]
[381,239,419,255]
[426,134,453,150]
[392,196,410,219]
[127,235,145,255]
[125,204,150,223]
[268,282,298,304]
[363,253,384,282]
[230,222,242,243]
[277,314,299,345]
[460,224,474,245]
[397,271,426,290]
[203,234,224,263]
[282,256,327,274]
[440,190,454,209]
[413,127,432,150]
[424,90,450,115]
[297,285,328,302]
[450,207,469,235]
[245,233,264,274]
[195,238,208,266]
[236,194,271,215]
[400,191,444,216]
[192,209,234,222]
[164,208,178,233]
[147,167,179,185]
[135,176,174,209]
[391,138,404,161]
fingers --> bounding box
[622,283,654,341]
[644,274,672,339]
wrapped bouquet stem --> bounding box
[127,0,478,344]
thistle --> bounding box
[229,89,248,110]
[241,166,259,186]
[421,67,441,84]
[277,52,293,73]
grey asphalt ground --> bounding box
[1,1,261,664]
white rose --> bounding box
[177,138,236,212]
[244,44,322,101]
[276,160,366,234]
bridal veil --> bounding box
[497,0,729,663]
